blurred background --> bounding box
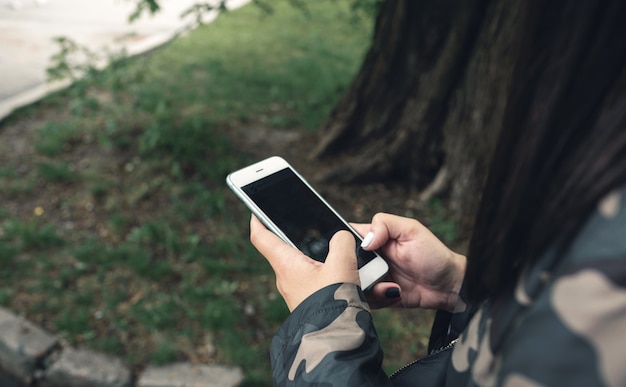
[0,0,506,385]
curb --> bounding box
[0,307,244,386]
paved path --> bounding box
[0,0,250,120]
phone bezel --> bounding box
[226,156,388,290]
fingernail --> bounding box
[385,287,400,299]
[361,232,374,248]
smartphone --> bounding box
[226,156,388,291]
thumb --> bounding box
[325,230,360,284]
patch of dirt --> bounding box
[0,112,135,243]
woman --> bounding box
[250,1,626,385]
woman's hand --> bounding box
[352,213,466,312]
[250,215,360,312]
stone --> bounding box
[0,307,58,383]
[137,363,244,387]
[40,348,131,387]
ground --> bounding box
[0,96,462,380]
[0,1,466,383]
[0,104,435,247]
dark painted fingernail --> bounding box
[385,288,400,299]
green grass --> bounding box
[425,199,458,244]
[35,121,82,156]
[0,1,435,385]
[2,219,65,250]
[37,161,77,183]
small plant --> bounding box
[35,122,82,156]
[171,183,226,221]
[47,37,100,84]
[108,213,132,237]
[139,115,234,180]
[92,335,125,354]
[56,307,92,338]
[3,220,65,251]
[37,161,77,183]
[0,288,13,306]
[73,238,112,266]
[90,180,110,199]
[149,337,178,365]
[0,167,17,178]
[201,297,239,330]
[0,175,36,197]
[180,2,226,25]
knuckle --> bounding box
[249,232,256,244]
[372,212,386,223]
[249,228,266,247]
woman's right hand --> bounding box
[352,213,466,311]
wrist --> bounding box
[444,252,467,313]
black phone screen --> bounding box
[242,168,376,268]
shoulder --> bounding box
[567,186,626,265]
[501,186,626,386]
[448,187,626,386]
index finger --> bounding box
[361,213,414,251]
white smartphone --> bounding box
[226,156,388,291]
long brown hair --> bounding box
[462,0,626,303]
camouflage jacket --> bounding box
[270,188,626,386]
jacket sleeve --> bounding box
[269,282,392,386]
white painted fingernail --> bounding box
[361,232,374,248]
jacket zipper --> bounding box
[388,338,459,379]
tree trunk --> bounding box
[310,0,523,232]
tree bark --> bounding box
[310,0,523,232]
[440,0,523,231]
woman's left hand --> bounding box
[250,215,360,312]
